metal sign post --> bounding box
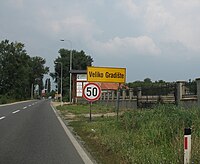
[116,89,120,121]
[89,102,92,122]
[83,83,101,121]
[86,66,126,121]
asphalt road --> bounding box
[0,100,86,164]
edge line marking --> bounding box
[50,104,93,164]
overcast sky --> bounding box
[1,0,200,82]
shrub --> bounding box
[0,95,8,104]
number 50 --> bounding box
[86,87,98,97]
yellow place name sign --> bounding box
[87,66,126,83]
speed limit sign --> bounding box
[83,83,101,102]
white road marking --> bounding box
[0,116,6,120]
[32,103,35,105]
[12,110,20,114]
[23,107,27,109]
[28,105,32,107]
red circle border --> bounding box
[83,83,101,102]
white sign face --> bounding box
[83,83,101,102]
[76,82,83,97]
[77,74,87,81]
[77,91,82,97]
[83,82,88,87]
[76,82,89,97]
[76,74,86,97]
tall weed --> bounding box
[70,105,200,163]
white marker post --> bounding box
[184,128,191,164]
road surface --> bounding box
[0,100,88,164]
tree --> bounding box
[0,39,49,100]
[127,78,176,96]
[45,78,51,94]
[0,40,31,99]
[29,56,49,96]
[144,78,152,83]
[51,49,93,101]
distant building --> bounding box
[100,83,119,92]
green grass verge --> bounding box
[57,103,115,115]
[58,104,200,163]
[0,95,18,104]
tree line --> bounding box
[1,38,195,103]
[0,39,49,103]
[127,78,196,96]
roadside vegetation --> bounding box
[57,104,200,163]
[0,39,94,104]
[0,39,49,104]
[0,95,16,104]
[57,103,115,115]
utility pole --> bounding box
[55,62,63,106]
[60,39,72,103]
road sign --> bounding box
[87,66,126,83]
[83,83,101,102]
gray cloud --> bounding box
[1,0,200,82]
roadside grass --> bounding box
[58,104,200,163]
[57,103,115,115]
[0,95,17,104]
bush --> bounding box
[0,95,8,104]
[62,96,69,102]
